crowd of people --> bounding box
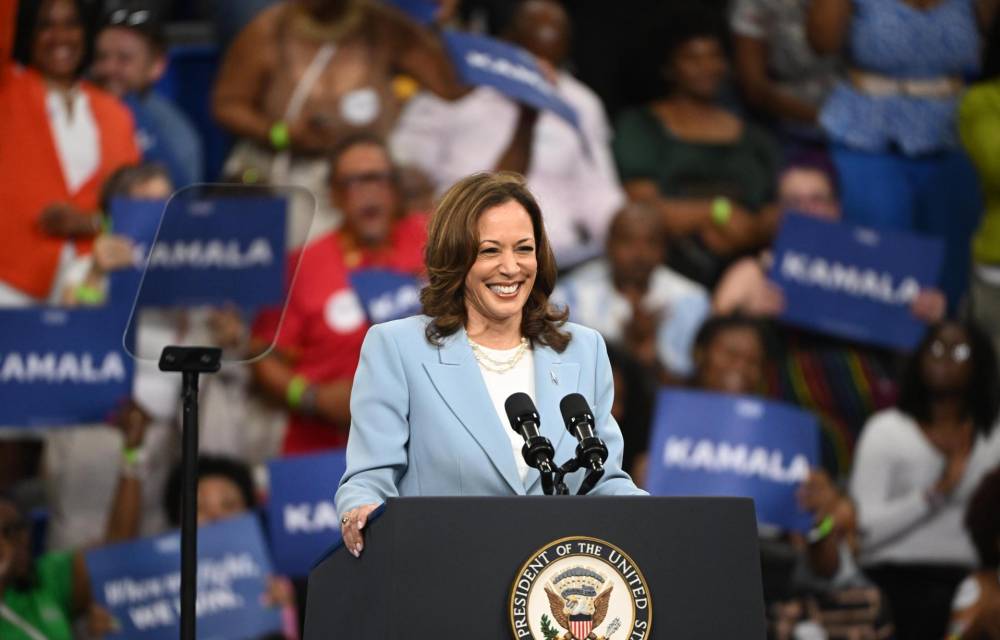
[2,0,1000,637]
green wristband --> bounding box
[75,284,106,305]
[269,120,291,151]
[711,197,732,226]
[122,447,142,466]
[712,196,733,227]
[286,375,309,409]
[807,515,835,544]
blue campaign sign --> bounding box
[112,196,287,310]
[443,31,580,130]
[348,268,423,325]
[386,0,437,24]
[769,213,944,350]
[85,514,282,640]
[266,450,348,577]
[0,306,134,427]
[645,389,820,532]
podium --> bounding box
[305,497,766,639]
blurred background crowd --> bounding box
[2,0,1000,637]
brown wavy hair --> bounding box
[420,172,570,351]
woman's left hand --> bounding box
[340,503,380,558]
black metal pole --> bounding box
[158,346,220,640]
[180,370,200,640]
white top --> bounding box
[472,342,536,486]
[849,408,1000,567]
[552,259,710,377]
[391,73,625,268]
[46,87,100,194]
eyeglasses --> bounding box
[929,340,971,362]
[107,8,151,27]
[334,170,395,191]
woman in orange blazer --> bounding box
[0,0,139,304]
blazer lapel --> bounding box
[526,345,580,493]
[422,328,525,494]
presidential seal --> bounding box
[509,536,651,640]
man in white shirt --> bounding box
[553,203,711,381]
[391,0,624,269]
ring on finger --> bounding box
[341,513,353,526]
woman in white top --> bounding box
[850,320,1000,639]
[335,172,644,557]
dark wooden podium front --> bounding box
[305,496,765,639]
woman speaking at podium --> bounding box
[336,172,644,556]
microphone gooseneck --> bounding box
[559,393,609,472]
[504,392,556,475]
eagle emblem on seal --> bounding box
[543,566,617,640]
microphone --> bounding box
[504,393,556,474]
[559,393,609,472]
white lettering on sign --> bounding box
[0,352,126,383]
[662,437,810,484]
[465,50,557,98]
[284,501,340,534]
[368,284,421,324]
[779,250,920,305]
[134,238,274,269]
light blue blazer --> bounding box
[335,315,645,514]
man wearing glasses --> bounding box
[91,6,204,187]
[249,133,428,454]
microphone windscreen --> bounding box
[559,393,592,424]
[504,392,538,429]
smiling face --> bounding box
[92,26,163,96]
[509,0,570,67]
[31,0,85,85]
[696,326,765,395]
[464,200,538,332]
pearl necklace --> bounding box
[468,337,529,373]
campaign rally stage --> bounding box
[645,389,820,532]
[266,450,349,577]
[770,213,944,350]
[85,514,282,640]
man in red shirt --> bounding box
[251,133,428,453]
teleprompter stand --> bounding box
[158,346,221,640]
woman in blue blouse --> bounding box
[807,0,998,310]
